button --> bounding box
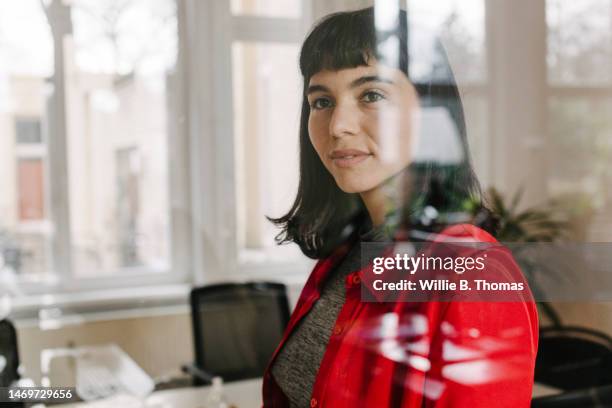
[310,398,318,407]
[333,324,343,335]
[346,274,361,287]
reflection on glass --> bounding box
[461,93,489,186]
[232,42,303,264]
[263,6,537,406]
[408,0,486,83]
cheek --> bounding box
[308,115,329,161]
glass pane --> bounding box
[548,97,612,240]
[0,0,53,279]
[68,0,177,276]
[232,42,303,264]
[547,0,612,85]
[231,0,302,18]
[408,0,486,84]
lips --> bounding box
[330,149,372,168]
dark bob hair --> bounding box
[270,7,488,259]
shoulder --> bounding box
[421,224,539,341]
[436,223,497,243]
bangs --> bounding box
[299,10,377,80]
[299,8,408,83]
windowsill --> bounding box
[16,219,53,234]
[10,283,192,327]
[9,263,312,327]
[234,259,313,283]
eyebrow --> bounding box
[306,75,395,95]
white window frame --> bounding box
[181,0,316,285]
[13,0,192,297]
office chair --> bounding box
[531,384,612,407]
[0,319,20,388]
[532,303,612,407]
[183,282,290,385]
[0,319,26,407]
[535,325,612,391]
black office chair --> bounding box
[183,282,290,385]
[0,319,26,407]
[0,319,20,388]
[532,303,612,407]
[531,384,612,407]
[535,325,612,391]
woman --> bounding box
[264,7,538,407]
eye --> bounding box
[361,90,385,103]
[311,97,333,110]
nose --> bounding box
[329,102,360,138]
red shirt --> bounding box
[263,224,539,407]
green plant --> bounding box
[475,188,595,327]
[483,187,568,242]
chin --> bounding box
[334,176,378,194]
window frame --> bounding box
[12,0,192,296]
[177,0,315,285]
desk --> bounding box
[51,378,262,408]
[50,379,559,407]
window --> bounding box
[0,1,53,279]
[547,0,612,85]
[11,0,609,299]
[14,118,46,223]
[67,0,176,278]
[17,158,45,221]
[409,0,486,83]
[233,42,303,264]
[546,0,612,240]
[15,118,43,144]
[0,0,185,291]
[225,0,488,271]
[227,4,307,269]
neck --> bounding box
[360,173,408,228]
[360,186,388,228]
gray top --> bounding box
[270,225,387,407]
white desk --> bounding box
[51,378,262,408]
[50,378,559,407]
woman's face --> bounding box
[307,61,420,194]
